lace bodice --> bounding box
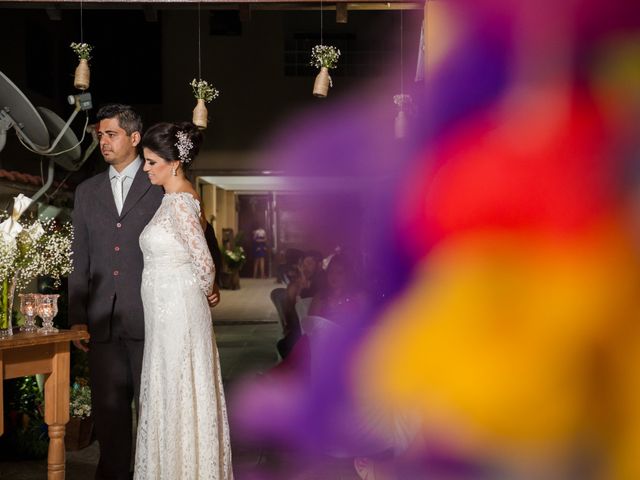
[140,192,214,296]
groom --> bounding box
[69,104,221,479]
[69,104,162,480]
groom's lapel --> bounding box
[95,171,119,219]
[120,163,151,219]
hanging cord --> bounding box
[400,9,404,97]
[80,0,83,43]
[46,168,76,201]
[320,0,323,46]
[198,2,202,79]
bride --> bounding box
[134,122,233,479]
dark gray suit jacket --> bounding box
[68,163,164,342]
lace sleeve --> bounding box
[169,194,214,296]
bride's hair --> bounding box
[140,122,203,171]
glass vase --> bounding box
[19,293,38,334]
[37,294,59,335]
[0,277,16,339]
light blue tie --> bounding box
[114,175,124,215]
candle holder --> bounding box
[19,293,39,334]
[37,294,59,335]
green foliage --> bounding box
[15,421,49,459]
[223,246,246,271]
[9,376,44,420]
[70,379,92,419]
[2,376,48,460]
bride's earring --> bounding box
[172,167,177,176]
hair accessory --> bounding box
[174,131,194,164]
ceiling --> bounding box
[199,175,376,192]
[0,1,421,10]
[200,175,286,192]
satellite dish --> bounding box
[0,70,49,150]
[0,69,94,210]
[37,106,82,170]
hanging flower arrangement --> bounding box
[190,79,219,130]
[393,94,413,110]
[393,94,413,139]
[70,42,93,91]
[310,45,341,98]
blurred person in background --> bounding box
[277,250,327,358]
[252,226,268,279]
[308,254,366,323]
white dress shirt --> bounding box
[109,157,141,215]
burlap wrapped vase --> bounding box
[395,110,408,139]
[313,67,331,98]
[74,59,90,91]
[192,98,208,129]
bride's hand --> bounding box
[207,284,220,308]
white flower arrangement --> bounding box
[224,246,246,270]
[310,45,341,70]
[393,94,413,109]
[190,79,220,103]
[70,42,93,61]
[70,380,91,419]
[11,219,73,290]
[0,195,74,291]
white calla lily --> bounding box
[12,194,32,220]
[0,217,22,240]
[0,194,33,241]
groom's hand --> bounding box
[207,284,221,308]
[71,324,90,352]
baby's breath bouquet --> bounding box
[70,379,92,419]
[190,79,220,103]
[11,219,74,291]
[70,42,93,61]
[0,194,74,334]
[310,45,340,97]
[393,94,413,110]
[310,45,341,69]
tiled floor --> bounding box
[213,278,284,383]
[0,279,361,480]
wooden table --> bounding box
[0,329,90,480]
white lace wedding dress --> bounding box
[134,192,233,480]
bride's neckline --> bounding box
[164,191,198,203]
